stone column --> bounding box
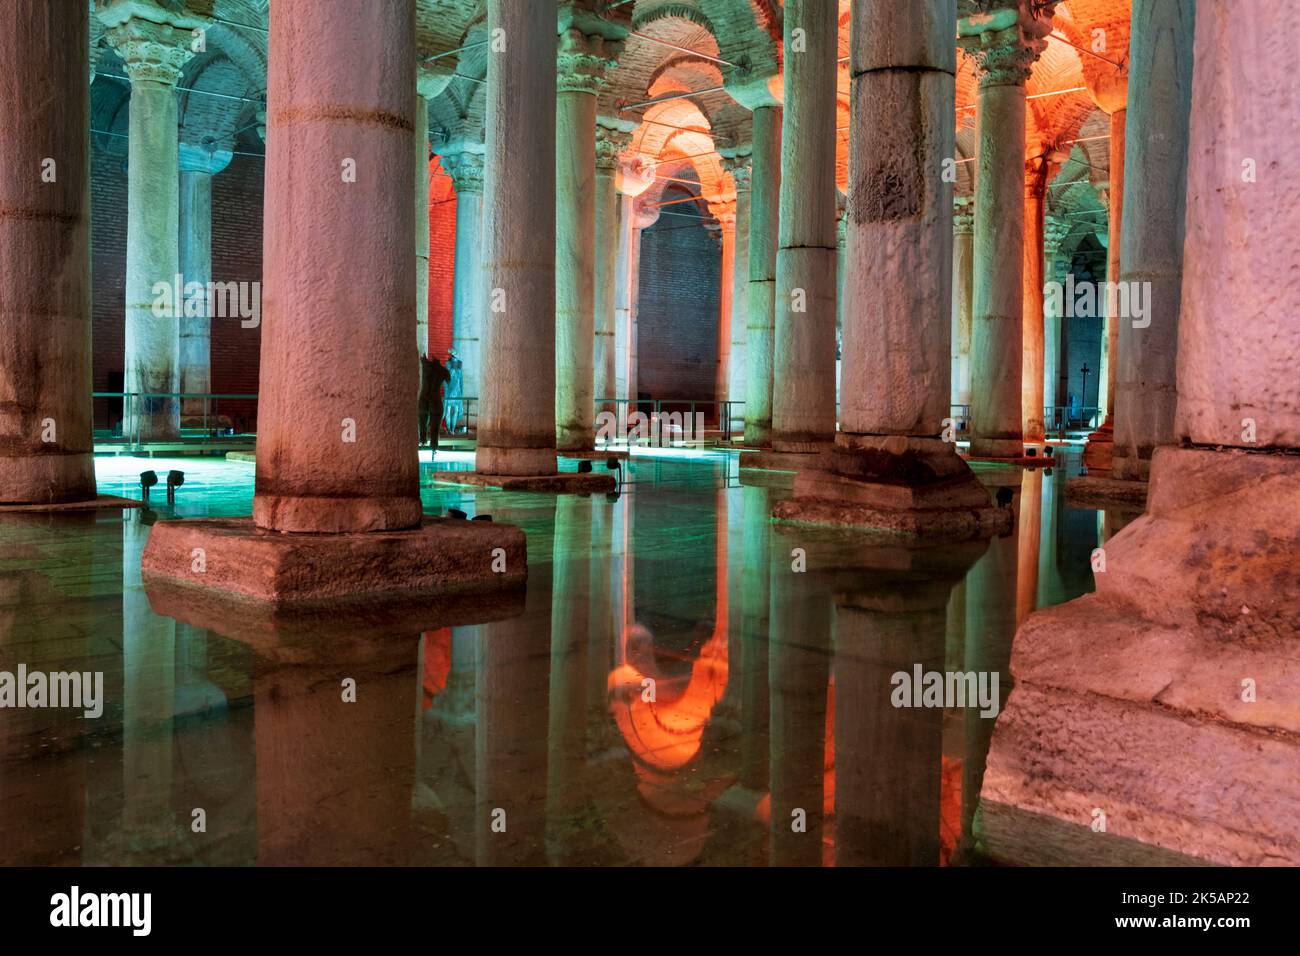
[102,10,204,443]
[964,12,1050,458]
[771,0,839,454]
[613,161,655,412]
[0,2,97,503]
[745,104,781,446]
[252,0,420,532]
[477,0,558,476]
[725,156,752,437]
[1021,160,1047,443]
[414,89,432,354]
[1113,0,1196,482]
[594,124,626,412]
[555,32,617,451]
[445,148,485,409]
[951,196,975,409]
[178,145,233,423]
[835,202,847,412]
[713,199,737,421]
[1042,216,1070,423]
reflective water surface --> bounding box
[0,449,1128,866]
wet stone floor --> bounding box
[0,448,1120,866]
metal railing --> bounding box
[93,392,258,446]
[594,398,745,444]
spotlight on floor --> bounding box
[995,486,1014,508]
[471,514,492,522]
[1044,446,1055,458]
[577,460,593,473]
[606,458,620,471]
[139,470,158,502]
[166,469,185,504]
[447,508,467,520]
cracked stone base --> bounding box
[1064,474,1148,509]
[0,494,141,513]
[770,436,1014,539]
[429,470,615,493]
[980,446,1300,865]
[1082,422,1114,473]
[141,516,527,608]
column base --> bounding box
[743,423,771,446]
[0,494,140,514]
[967,436,1025,460]
[770,435,1013,539]
[1063,474,1148,510]
[0,452,98,506]
[474,445,558,477]
[979,445,1300,865]
[1111,450,1152,482]
[430,470,615,493]
[141,515,527,608]
[1082,419,1115,473]
[739,449,819,473]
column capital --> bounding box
[595,123,632,172]
[722,150,753,193]
[99,6,206,86]
[953,195,975,234]
[709,197,737,228]
[557,29,620,96]
[442,149,485,195]
[959,3,1057,89]
[1044,215,1071,255]
[179,142,233,175]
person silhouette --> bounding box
[443,346,464,434]
[418,352,451,452]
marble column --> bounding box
[725,156,752,437]
[178,145,233,423]
[414,91,431,354]
[253,0,420,532]
[713,199,737,421]
[476,0,559,476]
[1112,0,1196,482]
[951,196,975,409]
[771,0,839,454]
[0,2,97,503]
[745,105,781,446]
[445,149,485,410]
[613,195,635,406]
[965,17,1048,458]
[1021,161,1047,443]
[594,124,625,411]
[103,12,203,443]
[555,33,616,451]
[1042,216,1070,423]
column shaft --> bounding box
[613,195,634,404]
[716,215,736,413]
[1096,108,1126,425]
[414,95,430,354]
[0,2,96,503]
[594,159,619,410]
[727,169,751,437]
[744,105,780,445]
[951,204,975,408]
[253,0,420,532]
[447,153,485,415]
[1021,170,1046,441]
[772,0,839,453]
[178,165,215,421]
[476,0,557,476]
[1113,0,1196,480]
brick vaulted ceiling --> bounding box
[90,0,1132,237]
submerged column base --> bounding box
[1082,419,1115,473]
[771,435,1013,539]
[979,445,1300,866]
[142,516,527,607]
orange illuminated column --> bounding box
[1021,157,1048,443]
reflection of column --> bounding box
[1042,217,1071,419]
[594,125,626,411]
[178,146,233,421]
[725,160,751,436]
[744,105,781,446]
[739,484,772,789]
[771,0,838,454]
[1113,0,1196,482]
[477,0,557,477]
[768,534,830,865]
[0,3,96,503]
[253,0,420,532]
[103,10,203,442]
[123,512,177,847]
[960,527,1017,848]
[951,197,975,409]
[1021,161,1047,442]
[547,495,591,862]
[445,149,485,401]
[966,17,1047,457]
[555,34,616,451]
[1015,468,1042,626]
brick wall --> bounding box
[636,196,722,403]
[429,155,456,361]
